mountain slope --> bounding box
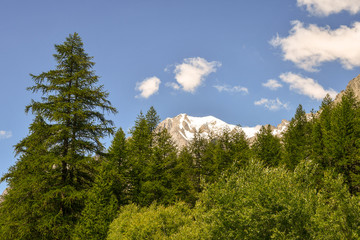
[156,113,289,148]
[334,74,360,103]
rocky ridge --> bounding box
[156,113,289,148]
[334,74,360,104]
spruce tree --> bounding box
[126,111,153,205]
[226,128,251,169]
[252,125,282,167]
[189,132,209,192]
[141,128,178,206]
[282,104,310,170]
[72,160,118,240]
[73,128,127,240]
[107,128,127,205]
[0,33,116,239]
[145,106,161,133]
[175,147,198,206]
[126,107,182,206]
[331,90,360,194]
[311,94,334,169]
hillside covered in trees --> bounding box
[1,33,360,239]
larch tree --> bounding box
[0,33,116,239]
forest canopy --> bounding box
[1,33,360,240]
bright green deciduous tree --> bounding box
[107,203,205,240]
[196,160,360,239]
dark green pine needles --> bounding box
[0,33,117,240]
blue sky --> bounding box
[1,0,360,193]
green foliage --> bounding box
[3,34,360,239]
[173,148,199,206]
[107,202,206,240]
[309,171,360,239]
[330,90,360,194]
[73,128,127,240]
[146,106,161,133]
[283,92,360,194]
[107,160,360,239]
[196,160,360,239]
[107,128,128,205]
[282,104,311,170]
[73,161,119,240]
[188,128,251,188]
[126,112,152,205]
[125,108,185,206]
[197,160,315,239]
[310,94,334,169]
[0,33,116,239]
[108,128,127,166]
[252,125,282,167]
[218,128,251,169]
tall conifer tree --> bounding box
[252,125,282,167]
[282,104,310,170]
[0,33,116,239]
[145,106,161,133]
[73,128,127,240]
[331,90,360,193]
[311,94,334,169]
[126,111,152,205]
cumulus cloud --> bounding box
[297,0,360,16]
[279,72,337,100]
[135,76,161,98]
[214,84,248,94]
[262,79,283,90]
[0,130,12,139]
[270,21,360,71]
[254,98,289,111]
[170,57,221,93]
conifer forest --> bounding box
[1,33,360,239]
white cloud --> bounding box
[135,76,161,98]
[0,130,12,139]
[171,57,221,93]
[279,72,337,100]
[262,79,282,90]
[214,84,248,94]
[297,0,360,16]
[165,82,180,90]
[270,21,360,71]
[254,98,289,111]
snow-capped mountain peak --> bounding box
[157,113,287,148]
